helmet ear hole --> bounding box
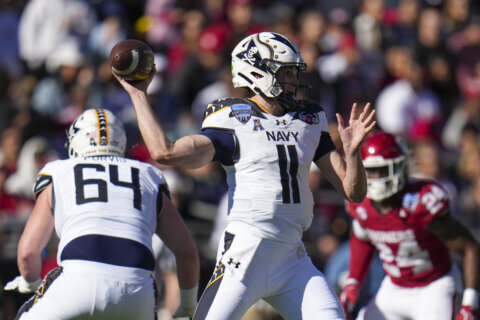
[251,71,263,79]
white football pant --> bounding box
[357,266,462,320]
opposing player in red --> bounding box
[340,131,480,320]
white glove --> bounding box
[173,285,198,319]
[4,276,42,294]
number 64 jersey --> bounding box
[33,156,168,270]
[346,178,453,287]
[201,98,336,244]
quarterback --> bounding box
[116,32,376,319]
[341,131,480,320]
[4,109,199,319]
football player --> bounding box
[4,109,199,319]
[340,131,480,320]
[115,32,376,320]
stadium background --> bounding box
[0,0,480,319]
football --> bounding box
[109,39,154,81]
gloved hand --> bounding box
[340,278,360,320]
[455,306,477,320]
[173,285,198,319]
[456,288,479,320]
[4,276,42,294]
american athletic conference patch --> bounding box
[230,104,252,124]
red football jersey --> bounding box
[346,178,452,287]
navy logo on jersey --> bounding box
[230,104,252,124]
[253,119,264,131]
[298,111,319,125]
[266,131,299,142]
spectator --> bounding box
[4,137,57,200]
[383,0,419,48]
[31,42,86,118]
[458,175,480,242]
[414,7,449,70]
[376,49,443,142]
[18,0,96,72]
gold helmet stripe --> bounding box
[95,109,109,146]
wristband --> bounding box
[345,278,360,286]
[462,288,479,309]
[179,285,198,307]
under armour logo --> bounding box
[276,119,287,126]
[227,258,241,268]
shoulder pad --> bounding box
[203,97,245,120]
[294,100,329,130]
[202,97,267,129]
[203,97,266,121]
[32,161,59,200]
[159,182,171,199]
[33,173,52,200]
[404,180,450,217]
[143,162,167,184]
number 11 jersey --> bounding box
[201,98,336,243]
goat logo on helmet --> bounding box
[231,32,307,110]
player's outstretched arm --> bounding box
[113,70,215,169]
[428,214,480,319]
[340,224,376,320]
[156,192,200,318]
[316,103,376,203]
[17,185,55,285]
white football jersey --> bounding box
[34,156,168,268]
[202,98,334,243]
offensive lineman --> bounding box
[340,131,480,320]
[4,109,199,319]
[115,32,376,319]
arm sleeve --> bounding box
[313,132,337,162]
[348,233,376,284]
[199,128,237,165]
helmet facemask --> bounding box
[361,131,410,202]
[272,64,310,110]
[231,32,307,110]
[364,155,407,202]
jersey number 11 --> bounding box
[276,145,300,204]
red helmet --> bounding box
[361,131,408,201]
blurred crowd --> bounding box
[1,0,480,319]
